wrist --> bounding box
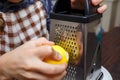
[0,54,7,77]
[0,53,12,78]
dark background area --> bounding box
[102,27,120,80]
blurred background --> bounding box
[102,0,120,32]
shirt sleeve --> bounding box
[40,0,53,32]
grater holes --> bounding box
[62,65,77,80]
[54,23,80,64]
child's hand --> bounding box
[71,0,107,13]
[0,37,67,80]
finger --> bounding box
[30,37,54,46]
[92,0,103,6]
[36,37,54,46]
[71,0,84,9]
[34,45,62,60]
[27,59,67,75]
[97,4,107,13]
[19,71,66,80]
[21,59,67,78]
[36,62,67,75]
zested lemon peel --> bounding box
[44,45,69,64]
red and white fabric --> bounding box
[0,1,48,55]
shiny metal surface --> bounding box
[49,18,102,80]
[50,19,83,64]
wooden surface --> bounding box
[102,27,120,80]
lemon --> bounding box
[44,45,69,64]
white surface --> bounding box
[102,66,113,80]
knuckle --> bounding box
[22,72,34,80]
[46,46,53,55]
[49,67,57,74]
[23,61,33,71]
[41,37,47,40]
[49,47,53,54]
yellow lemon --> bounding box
[44,45,69,64]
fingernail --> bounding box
[98,8,103,14]
[57,53,62,60]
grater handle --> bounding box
[53,0,71,13]
[85,0,100,15]
[53,0,101,16]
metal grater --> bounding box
[49,0,103,80]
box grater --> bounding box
[49,0,103,80]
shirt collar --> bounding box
[0,0,35,12]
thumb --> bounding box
[34,45,62,61]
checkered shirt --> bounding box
[0,1,48,55]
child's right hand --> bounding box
[0,37,67,80]
[71,0,107,13]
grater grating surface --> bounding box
[50,18,102,80]
[52,21,83,64]
[50,19,84,80]
[50,0,102,79]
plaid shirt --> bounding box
[0,0,52,31]
[0,1,48,54]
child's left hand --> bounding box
[71,0,107,13]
